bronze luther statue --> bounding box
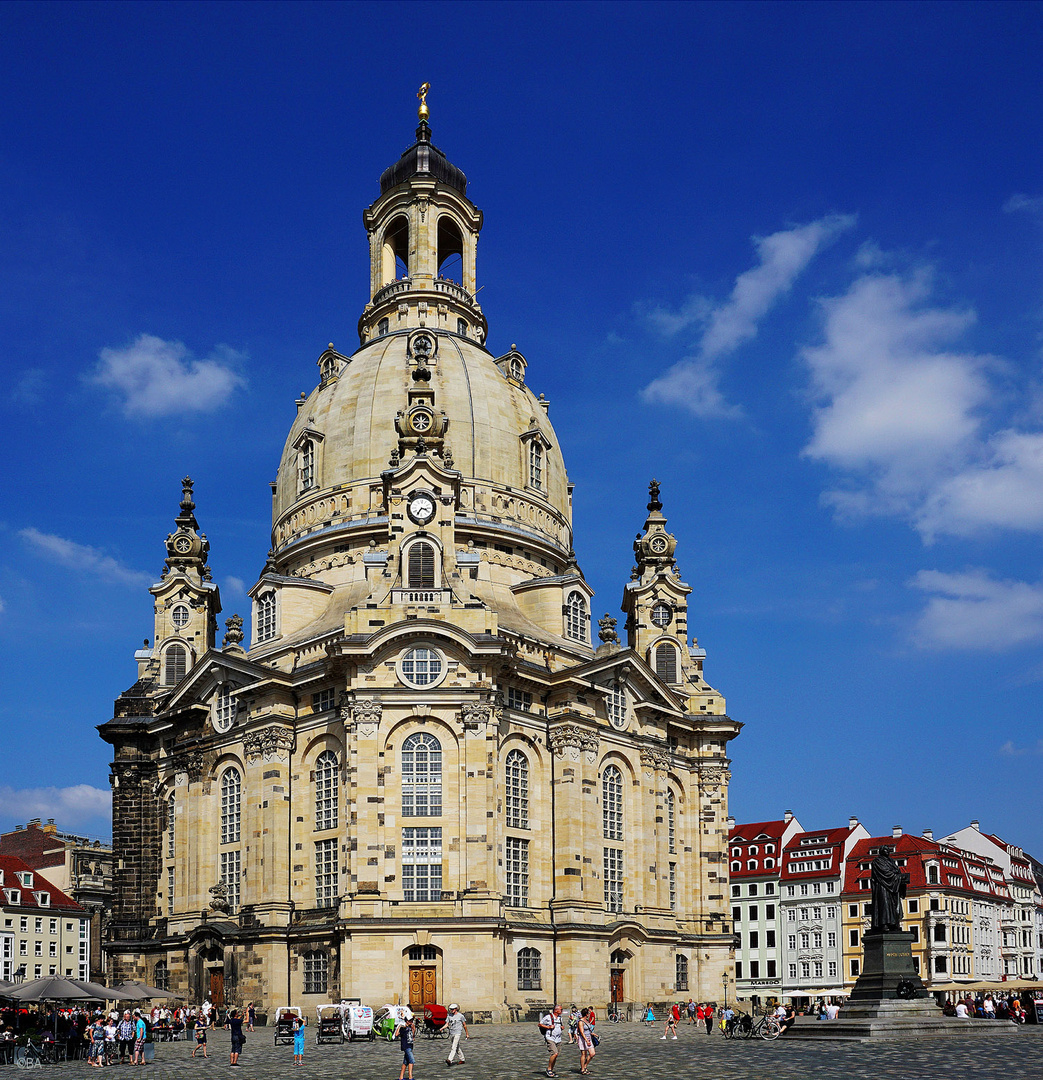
[869,847,908,932]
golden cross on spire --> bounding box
[417,82,430,123]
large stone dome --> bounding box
[271,329,572,574]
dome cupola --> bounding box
[359,84,486,346]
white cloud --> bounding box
[917,431,1043,538]
[910,568,1043,651]
[1004,193,1043,215]
[801,266,1043,541]
[644,214,855,417]
[223,575,246,597]
[638,356,743,419]
[998,739,1043,757]
[20,527,152,587]
[90,333,245,418]
[801,270,993,525]
[0,785,110,832]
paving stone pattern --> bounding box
[46,1020,1043,1080]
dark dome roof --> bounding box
[379,122,467,196]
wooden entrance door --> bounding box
[408,966,437,1008]
[610,969,624,1004]
[209,971,225,1006]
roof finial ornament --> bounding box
[417,82,430,124]
[180,476,195,512]
[647,478,662,513]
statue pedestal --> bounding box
[848,930,927,1002]
[789,931,1017,1040]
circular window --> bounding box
[411,411,432,433]
[650,602,671,628]
[649,535,668,554]
[171,605,190,629]
[398,647,446,688]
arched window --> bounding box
[407,541,436,588]
[167,796,175,860]
[402,732,442,817]
[299,438,315,491]
[381,216,409,283]
[153,960,169,991]
[303,950,328,994]
[510,357,523,380]
[163,644,187,686]
[565,592,587,643]
[436,216,464,282]
[675,953,689,991]
[655,642,678,683]
[529,441,543,489]
[256,591,277,643]
[220,769,241,845]
[517,947,541,990]
[731,861,741,872]
[602,766,623,841]
[315,750,338,832]
[505,750,529,829]
[666,790,675,854]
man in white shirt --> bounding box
[825,1003,840,1020]
[539,1005,563,1078]
[444,1004,468,1067]
[955,1001,969,1018]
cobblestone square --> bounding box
[37,1020,1043,1080]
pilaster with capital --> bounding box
[547,721,601,910]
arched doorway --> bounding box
[406,944,440,1009]
[610,949,628,1007]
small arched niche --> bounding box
[382,215,410,283]
[436,216,464,283]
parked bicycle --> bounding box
[753,1014,782,1041]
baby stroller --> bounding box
[422,1003,449,1039]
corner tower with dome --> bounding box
[99,89,741,1016]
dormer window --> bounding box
[510,357,523,380]
[256,591,277,643]
[300,439,315,491]
[32,892,49,907]
[529,441,543,489]
[565,591,588,643]
[5,890,20,905]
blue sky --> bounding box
[2,2,1042,855]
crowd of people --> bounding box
[947,992,1029,1022]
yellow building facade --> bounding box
[99,94,741,1018]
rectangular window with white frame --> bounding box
[315,838,339,909]
[402,827,443,902]
[506,836,529,907]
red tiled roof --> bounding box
[780,827,852,880]
[0,855,84,912]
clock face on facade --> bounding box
[407,492,436,525]
[649,536,668,554]
[174,536,192,553]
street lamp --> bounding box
[722,972,729,1010]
